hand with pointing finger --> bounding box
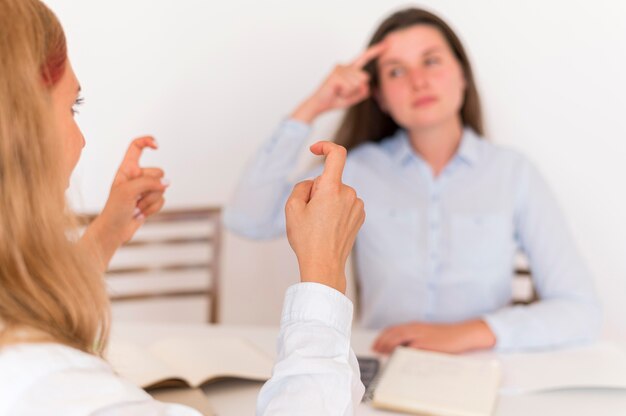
[291,41,388,124]
[285,141,365,293]
[82,136,168,271]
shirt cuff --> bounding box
[482,311,515,351]
[281,282,354,338]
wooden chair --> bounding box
[512,252,538,305]
[85,207,222,323]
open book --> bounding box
[371,347,501,416]
[106,335,274,389]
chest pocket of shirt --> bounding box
[450,213,513,269]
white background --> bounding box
[47,0,626,336]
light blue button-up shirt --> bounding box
[225,119,601,351]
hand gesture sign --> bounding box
[83,136,168,271]
[102,136,168,243]
[291,42,388,123]
[285,142,365,293]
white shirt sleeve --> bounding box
[256,282,365,416]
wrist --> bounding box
[298,260,346,294]
[86,215,124,257]
[462,319,497,350]
[291,98,323,124]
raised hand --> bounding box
[285,141,365,293]
[82,136,168,271]
[291,42,388,124]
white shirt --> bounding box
[0,283,362,415]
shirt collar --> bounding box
[392,127,481,167]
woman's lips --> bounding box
[412,96,437,107]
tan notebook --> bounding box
[372,347,501,416]
[107,335,273,389]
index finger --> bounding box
[120,136,158,170]
[350,41,388,69]
[309,141,347,184]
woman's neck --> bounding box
[407,118,464,177]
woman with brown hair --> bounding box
[226,8,601,353]
[0,0,366,413]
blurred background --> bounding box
[47,0,626,337]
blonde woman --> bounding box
[0,1,365,414]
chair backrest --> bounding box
[512,252,538,305]
[85,207,222,323]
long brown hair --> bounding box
[335,8,484,151]
[0,0,110,355]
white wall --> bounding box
[47,0,626,336]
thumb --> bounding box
[285,180,314,213]
[121,176,168,201]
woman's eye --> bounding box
[72,96,84,116]
[388,67,405,78]
[425,56,441,66]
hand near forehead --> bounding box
[285,141,365,293]
[81,136,168,271]
[291,41,388,124]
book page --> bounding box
[107,340,187,388]
[499,342,626,395]
[373,347,500,416]
[148,336,274,387]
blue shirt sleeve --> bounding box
[224,119,314,239]
[483,159,602,350]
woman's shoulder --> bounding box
[0,342,110,381]
[0,343,151,415]
[471,130,536,172]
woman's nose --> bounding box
[409,67,429,90]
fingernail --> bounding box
[136,213,145,221]
[133,207,141,217]
[152,138,159,147]
[160,178,170,187]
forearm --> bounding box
[291,97,324,124]
[79,216,123,273]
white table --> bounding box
[111,322,626,416]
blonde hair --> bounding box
[0,0,110,355]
